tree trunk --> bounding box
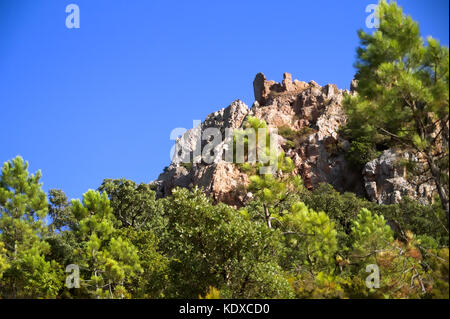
[429,159,449,226]
[263,204,272,229]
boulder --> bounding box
[363,149,435,205]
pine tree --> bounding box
[48,189,76,232]
[349,209,430,298]
[0,156,63,298]
[281,202,338,275]
[0,241,9,280]
[344,0,449,224]
[71,190,143,298]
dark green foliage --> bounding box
[344,0,449,223]
[345,137,382,169]
[117,228,169,298]
[98,178,165,231]
[0,155,448,299]
[160,187,293,299]
[48,189,76,231]
[375,197,448,246]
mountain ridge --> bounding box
[154,72,436,207]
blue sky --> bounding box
[0,0,448,200]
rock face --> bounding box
[363,149,436,205]
[253,72,309,105]
[155,99,251,206]
[250,76,362,194]
[154,72,435,207]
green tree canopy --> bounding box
[344,0,449,223]
[0,156,63,298]
[71,190,143,299]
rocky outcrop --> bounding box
[363,149,436,205]
[155,160,250,206]
[253,72,309,105]
[154,99,251,206]
[250,75,362,194]
[154,72,436,207]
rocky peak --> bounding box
[154,73,436,207]
[253,72,309,105]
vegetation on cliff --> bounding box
[0,1,448,299]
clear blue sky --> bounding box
[0,0,448,200]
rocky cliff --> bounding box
[154,73,436,207]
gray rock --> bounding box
[363,149,435,205]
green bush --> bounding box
[345,137,381,168]
[278,125,315,149]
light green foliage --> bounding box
[351,208,394,254]
[71,190,143,299]
[239,162,255,174]
[0,156,63,298]
[233,116,268,163]
[234,117,296,178]
[246,115,267,130]
[277,151,295,173]
[248,174,287,204]
[247,174,302,228]
[281,202,338,273]
[0,241,9,280]
[348,210,432,298]
[238,116,299,230]
[234,116,284,173]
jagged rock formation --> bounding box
[155,100,251,206]
[363,149,436,205]
[154,73,436,207]
[250,74,361,194]
[253,72,309,105]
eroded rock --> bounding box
[363,149,435,205]
[155,73,435,207]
